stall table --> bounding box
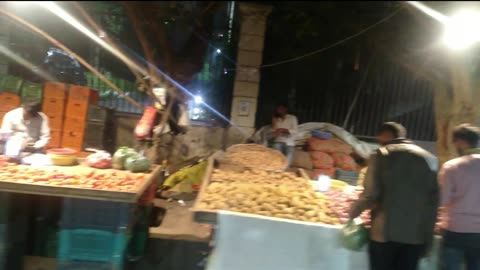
[0,164,157,202]
[0,164,159,270]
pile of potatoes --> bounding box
[225,150,286,171]
[197,180,340,225]
[211,169,311,189]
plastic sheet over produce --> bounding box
[251,122,378,159]
[207,211,441,270]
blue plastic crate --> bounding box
[57,259,123,270]
[60,198,136,232]
[311,130,333,140]
[58,229,130,264]
[336,168,360,186]
[0,193,10,224]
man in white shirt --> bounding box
[1,100,50,153]
[270,102,298,167]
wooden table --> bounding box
[0,164,158,202]
[149,198,211,243]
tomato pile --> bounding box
[0,162,146,192]
[325,188,444,235]
[325,189,371,226]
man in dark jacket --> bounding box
[350,122,439,270]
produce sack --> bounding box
[340,220,368,251]
[308,138,352,154]
[310,152,334,169]
[291,150,313,170]
[313,167,335,178]
[112,147,137,170]
[125,154,152,173]
[134,106,158,139]
[331,152,358,171]
[86,151,112,169]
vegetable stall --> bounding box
[0,147,157,270]
[187,144,442,270]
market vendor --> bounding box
[270,102,298,166]
[1,100,50,153]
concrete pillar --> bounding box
[228,3,271,145]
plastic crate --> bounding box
[0,75,23,94]
[335,169,360,186]
[57,259,123,270]
[87,104,108,122]
[21,82,43,103]
[58,229,130,264]
[42,97,66,116]
[0,92,21,112]
[83,121,105,150]
[65,100,89,119]
[60,198,136,232]
[43,82,67,99]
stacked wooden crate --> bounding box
[0,76,23,123]
[0,92,20,123]
[61,85,98,152]
[84,105,115,152]
[42,82,67,148]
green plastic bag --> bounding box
[340,220,368,251]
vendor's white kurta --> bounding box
[207,212,440,270]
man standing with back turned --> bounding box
[349,122,439,270]
[439,124,480,270]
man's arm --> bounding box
[288,115,298,136]
[33,114,50,149]
[349,152,381,219]
[438,164,453,207]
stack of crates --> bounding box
[0,92,20,123]
[0,75,23,122]
[42,82,67,148]
[61,85,99,152]
[58,198,137,270]
[84,105,113,152]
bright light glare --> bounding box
[216,49,222,54]
[443,10,480,49]
[8,1,37,4]
[407,1,449,23]
[35,2,148,76]
[194,95,203,104]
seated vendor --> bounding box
[1,100,50,153]
[270,102,298,167]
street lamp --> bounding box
[407,2,480,50]
[443,10,480,50]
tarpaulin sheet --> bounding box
[251,122,378,159]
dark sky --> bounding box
[256,1,444,140]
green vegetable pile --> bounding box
[112,147,151,173]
